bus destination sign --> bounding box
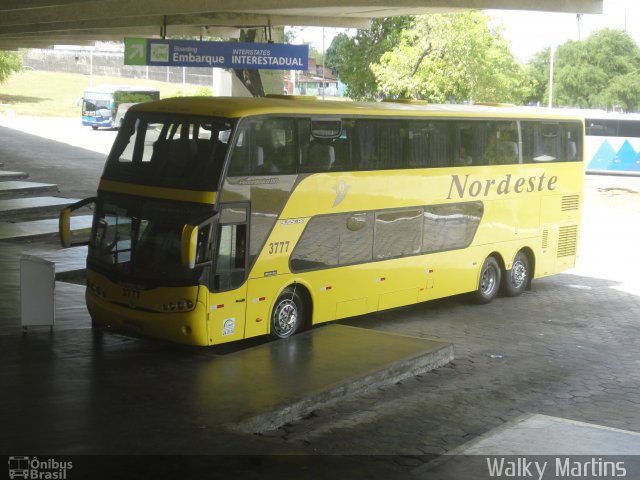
[125,37,309,70]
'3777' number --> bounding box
[268,241,290,255]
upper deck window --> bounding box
[103,113,234,190]
[227,118,299,176]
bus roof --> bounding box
[129,96,584,121]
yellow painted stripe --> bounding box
[99,180,216,204]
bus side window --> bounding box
[429,122,452,167]
[234,119,299,175]
[306,138,336,171]
[455,125,474,166]
[407,122,429,168]
[227,128,250,176]
[534,123,560,162]
[563,123,582,162]
[521,121,558,163]
[484,123,519,165]
[378,122,404,169]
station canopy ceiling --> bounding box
[0,0,602,50]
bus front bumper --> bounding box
[86,290,210,346]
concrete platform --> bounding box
[0,180,58,197]
[452,414,640,455]
[0,170,28,180]
[0,214,92,241]
[231,326,454,433]
[416,414,640,479]
[0,323,452,454]
[0,195,79,219]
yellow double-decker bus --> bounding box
[60,97,584,346]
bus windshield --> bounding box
[83,97,111,112]
[89,193,212,286]
[103,113,234,190]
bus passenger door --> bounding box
[207,206,249,345]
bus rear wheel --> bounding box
[503,251,530,297]
[474,256,501,304]
[270,286,306,339]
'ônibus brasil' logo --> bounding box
[447,173,558,200]
[8,456,73,479]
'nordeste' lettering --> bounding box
[447,173,558,199]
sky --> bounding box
[293,0,640,63]
[488,0,640,61]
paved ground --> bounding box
[1,117,640,478]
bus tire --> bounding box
[474,256,501,304]
[91,125,98,130]
[503,250,530,297]
[270,286,306,339]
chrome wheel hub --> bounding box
[511,261,527,289]
[273,299,297,337]
[481,267,497,295]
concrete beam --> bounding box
[0,0,603,26]
[0,13,371,36]
[0,0,603,49]
[0,26,242,43]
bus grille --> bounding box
[557,225,578,257]
[561,195,580,211]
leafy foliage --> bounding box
[371,13,528,103]
[524,48,551,106]
[529,29,640,111]
[0,51,23,83]
[325,17,413,100]
[326,13,527,103]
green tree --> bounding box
[542,28,640,110]
[597,72,640,112]
[523,48,551,106]
[370,12,528,103]
[0,51,22,83]
[325,17,413,100]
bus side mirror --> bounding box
[59,197,96,248]
[181,224,199,269]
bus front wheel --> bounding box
[474,256,501,304]
[270,286,306,339]
[503,251,530,297]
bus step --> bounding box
[0,196,80,221]
[0,180,58,198]
[0,215,93,241]
[0,171,28,180]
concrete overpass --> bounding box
[0,0,602,50]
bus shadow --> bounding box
[338,271,637,334]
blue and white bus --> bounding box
[81,85,160,130]
[583,111,640,175]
